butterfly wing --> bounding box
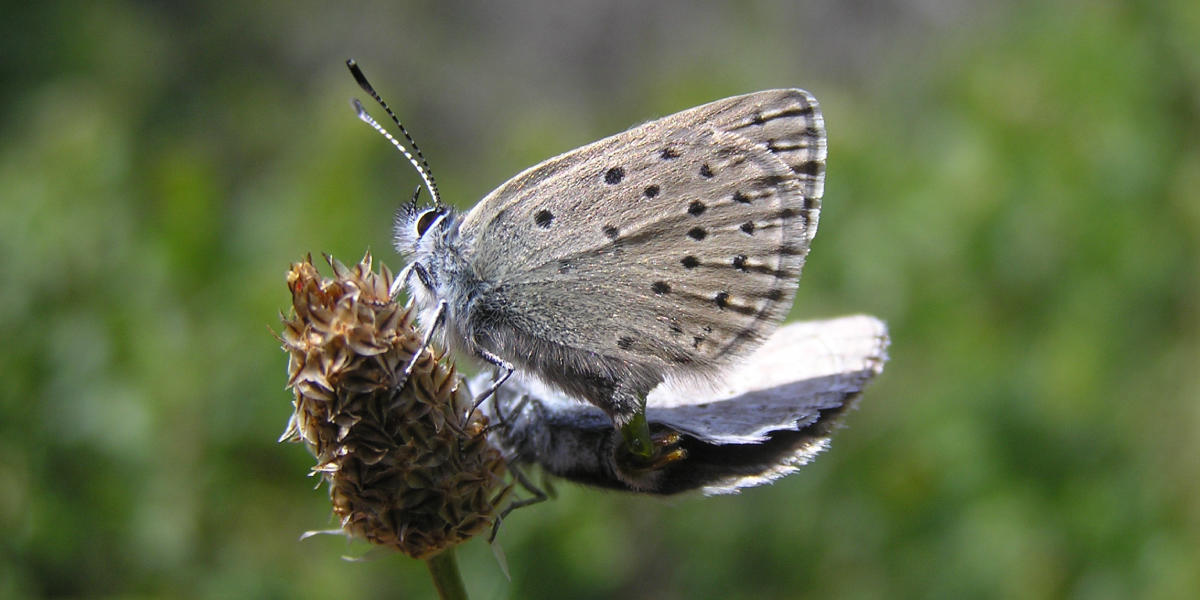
[459,89,826,378]
[647,314,888,443]
[480,316,889,495]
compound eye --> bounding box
[414,209,441,237]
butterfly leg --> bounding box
[480,390,530,437]
[402,298,445,379]
[391,252,438,298]
[463,348,513,426]
[389,263,410,299]
[488,462,548,542]
[391,259,444,381]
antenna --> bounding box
[346,59,442,206]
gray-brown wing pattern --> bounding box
[458,89,825,375]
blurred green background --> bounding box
[2,1,1198,598]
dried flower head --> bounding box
[278,253,507,559]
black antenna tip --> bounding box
[346,59,374,94]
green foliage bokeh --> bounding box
[1,1,1197,598]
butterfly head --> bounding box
[393,186,453,257]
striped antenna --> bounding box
[346,59,442,206]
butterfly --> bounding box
[347,60,825,485]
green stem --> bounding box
[620,410,653,459]
[425,548,469,600]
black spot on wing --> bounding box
[779,244,806,256]
[755,174,788,187]
[796,160,822,176]
[731,104,818,130]
[713,292,730,310]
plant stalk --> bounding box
[425,548,468,600]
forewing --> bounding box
[460,89,826,371]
